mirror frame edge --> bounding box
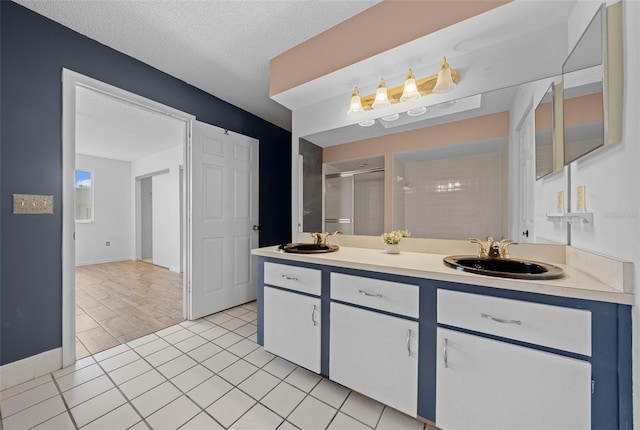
[605,1,623,147]
[553,82,565,171]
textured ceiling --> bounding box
[14,0,380,131]
[76,86,187,162]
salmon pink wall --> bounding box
[270,0,511,96]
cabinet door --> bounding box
[330,302,418,416]
[263,287,321,373]
[436,328,591,430]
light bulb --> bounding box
[347,86,365,117]
[372,78,391,109]
[400,68,420,103]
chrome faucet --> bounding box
[469,237,516,259]
[310,231,341,246]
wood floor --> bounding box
[75,260,184,359]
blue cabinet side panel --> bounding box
[617,304,633,430]
[417,283,437,422]
[0,1,291,366]
[256,257,265,346]
[321,270,331,378]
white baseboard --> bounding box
[169,265,182,273]
[75,257,133,267]
[0,348,62,391]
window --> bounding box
[75,169,94,222]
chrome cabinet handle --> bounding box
[358,290,382,298]
[281,275,298,281]
[406,329,412,357]
[311,305,317,326]
[444,338,449,368]
[481,313,521,325]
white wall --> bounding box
[151,172,172,269]
[141,177,152,258]
[131,145,183,273]
[76,154,132,265]
[528,0,639,424]
[569,2,639,426]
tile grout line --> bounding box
[49,373,80,430]
[92,345,152,429]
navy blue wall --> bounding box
[0,1,291,365]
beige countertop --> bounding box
[252,245,634,305]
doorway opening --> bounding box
[64,70,193,365]
[63,70,261,367]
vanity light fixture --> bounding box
[346,57,460,125]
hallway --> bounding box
[76,261,184,358]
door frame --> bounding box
[62,69,195,367]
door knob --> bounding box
[252,225,260,231]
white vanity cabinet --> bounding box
[263,262,322,373]
[329,273,419,416]
[436,290,592,430]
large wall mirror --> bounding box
[301,84,528,241]
[296,1,621,244]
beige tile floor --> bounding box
[76,261,184,358]
[1,303,436,430]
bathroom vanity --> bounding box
[252,244,633,429]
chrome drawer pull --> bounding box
[281,275,298,281]
[406,329,412,357]
[358,290,382,298]
[481,313,521,325]
[311,305,317,326]
[443,338,449,368]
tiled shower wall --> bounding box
[399,150,508,240]
[354,171,384,236]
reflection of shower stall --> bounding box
[324,169,384,236]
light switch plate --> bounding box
[576,185,586,212]
[13,194,54,214]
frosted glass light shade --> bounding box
[400,69,420,103]
[433,57,457,94]
[347,86,365,116]
[372,78,391,109]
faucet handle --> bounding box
[499,239,517,259]
[469,238,488,257]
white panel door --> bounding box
[189,121,259,319]
[517,108,535,242]
[436,327,591,430]
[330,302,418,416]
[263,287,321,373]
